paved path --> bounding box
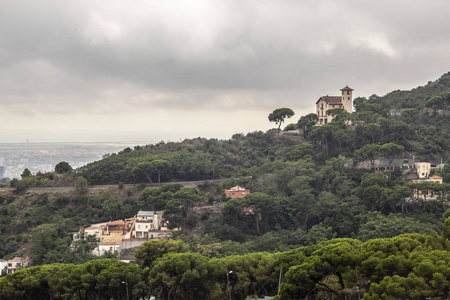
[0,179,228,192]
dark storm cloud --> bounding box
[0,0,450,141]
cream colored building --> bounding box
[411,175,444,200]
[316,86,353,125]
[133,211,160,239]
[97,242,122,256]
[430,175,443,183]
[84,226,102,239]
[2,257,31,274]
[415,162,431,178]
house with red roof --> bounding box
[225,186,250,198]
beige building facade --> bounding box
[415,162,431,178]
[0,257,31,275]
[316,86,353,125]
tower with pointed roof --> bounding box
[316,86,353,125]
[341,85,353,114]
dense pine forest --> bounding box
[1,72,450,299]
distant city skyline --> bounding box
[0,142,145,179]
[1,1,450,142]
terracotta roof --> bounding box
[85,226,100,230]
[316,96,342,105]
[430,175,443,179]
[108,220,125,225]
[340,86,353,91]
[228,186,247,191]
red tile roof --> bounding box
[109,220,125,225]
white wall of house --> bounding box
[0,260,7,275]
[415,162,431,178]
[98,244,121,256]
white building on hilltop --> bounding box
[316,86,353,125]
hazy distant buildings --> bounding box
[0,142,143,179]
[316,86,353,125]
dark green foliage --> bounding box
[134,239,189,269]
[21,168,32,179]
[2,222,450,300]
[268,108,295,132]
[54,161,72,174]
[74,176,88,194]
[138,183,184,210]
[0,259,148,299]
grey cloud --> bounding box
[0,0,450,141]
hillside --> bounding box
[0,72,450,267]
[76,72,450,186]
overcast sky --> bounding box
[1,0,449,143]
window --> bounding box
[348,97,350,100]
[232,192,235,195]
[145,225,148,229]
[347,91,350,95]
[242,192,245,195]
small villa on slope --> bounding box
[225,186,250,198]
[316,86,353,125]
[0,256,31,275]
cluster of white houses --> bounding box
[74,211,173,256]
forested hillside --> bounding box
[1,72,450,299]
[77,72,450,185]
